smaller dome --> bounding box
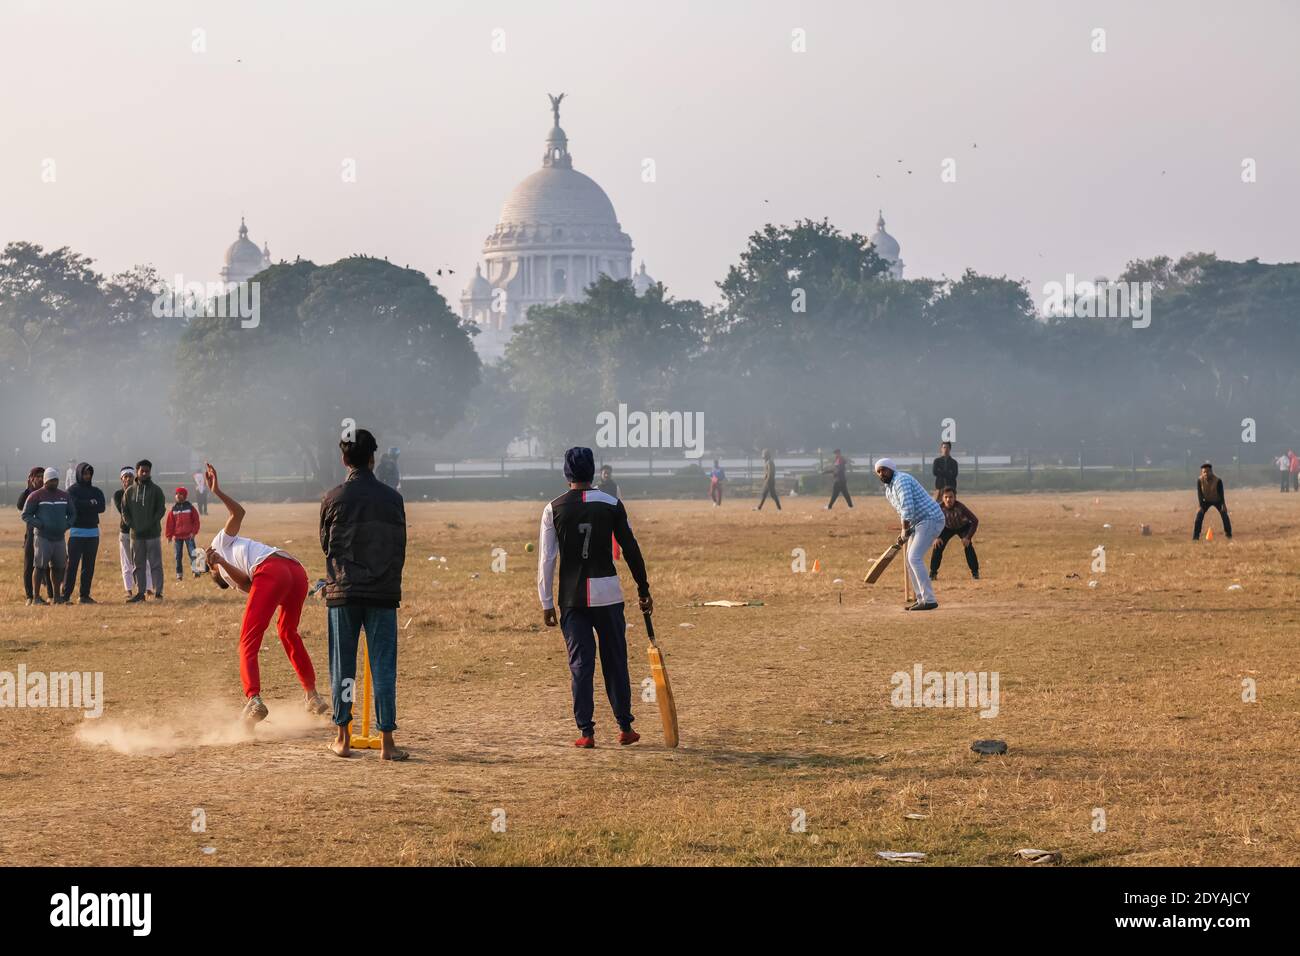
[632,261,656,296]
[869,209,900,262]
[224,218,266,270]
[462,264,491,300]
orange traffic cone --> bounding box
[1206,529,1214,541]
[812,559,822,572]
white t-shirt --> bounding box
[210,529,286,584]
[194,472,208,493]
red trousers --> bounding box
[710,480,723,505]
[238,556,315,698]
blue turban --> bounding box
[563,447,595,483]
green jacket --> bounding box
[122,477,166,539]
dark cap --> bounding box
[563,447,595,483]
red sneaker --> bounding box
[573,735,595,749]
[618,730,640,746]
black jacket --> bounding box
[67,462,106,530]
[1197,478,1226,509]
[933,454,958,490]
[320,468,407,608]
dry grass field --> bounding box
[1,489,1297,866]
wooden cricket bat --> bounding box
[864,539,905,584]
[644,612,679,748]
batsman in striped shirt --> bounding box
[537,447,652,749]
[874,457,945,611]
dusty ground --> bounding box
[1,489,1296,866]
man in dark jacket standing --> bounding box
[932,441,958,496]
[320,428,408,760]
[122,459,167,602]
[22,467,77,605]
[1193,462,1232,540]
[824,449,853,509]
[63,462,106,603]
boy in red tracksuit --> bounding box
[165,487,202,581]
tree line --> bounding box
[2,221,1296,488]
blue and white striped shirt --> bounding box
[884,470,944,525]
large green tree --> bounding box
[171,256,480,488]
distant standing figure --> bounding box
[113,466,151,598]
[122,459,167,602]
[165,487,201,580]
[21,467,77,605]
[708,458,726,507]
[825,449,853,509]
[933,441,958,495]
[194,467,210,515]
[596,464,621,560]
[1277,453,1290,493]
[376,446,401,490]
[1289,449,1298,492]
[1193,462,1232,540]
[755,449,781,511]
[17,467,50,604]
[63,462,106,604]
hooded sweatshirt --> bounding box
[67,462,106,537]
[121,476,166,539]
[22,484,77,541]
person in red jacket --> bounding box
[164,487,202,581]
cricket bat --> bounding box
[864,538,905,584]
[644,612,679,748]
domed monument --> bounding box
[220,217,272,288]
[462,94,647,359]
[868,210,904,280]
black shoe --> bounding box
[80,596,98,604]
[32,596,49,606]
[152,594,163,602]
[126,593,145,603]
[971,571,980,580]
[53,596,70,605]
[906,601,939,611]
[929,570,937,580]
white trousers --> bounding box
[119,532,153,593]
[906,516,944,605]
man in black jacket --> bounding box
[1193,462,1232,540]
[932,441,958,496]
[63,462,106,603]
[320,428,408,760]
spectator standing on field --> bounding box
[933,441,958,496]
[596,464,622,560]
[755,449,781,511]
[122,459,166,602]
[194,466,210,515]
[165,486,202,580]
[320,429,409,761]
[1289,449,1298,492]
[21,467,76,605]
[113,466,150,597]
[375,446,401,491]
[63,462,106,603]
[708,458,726,507]
[825,449,853,509]
[1193,462,1232,541]
[1276,452,1290,492]
[17,466,50,604]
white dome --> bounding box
[632,261,656,295]
[869,210,900,262]
[462,264,491,300]
[498,166,621,227]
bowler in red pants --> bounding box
[201,463,328,725]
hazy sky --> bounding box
[2,0,1296,308]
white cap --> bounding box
[874,458,896,472]
[43,467,59,482]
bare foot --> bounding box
[330,729,352,758]
[380,746,409,761]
